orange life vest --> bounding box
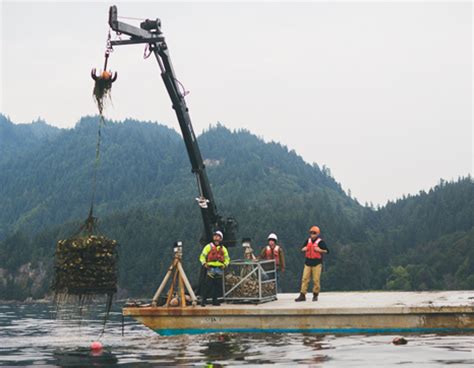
[264,245,280,266]
[305,238,322,259]
[207,244,225,263]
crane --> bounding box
[106,6,238,246]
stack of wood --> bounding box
[52,235,118,295]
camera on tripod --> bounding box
[173,241,183,255]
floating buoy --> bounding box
[392,337,408,345]
[217,334,230,342]
[90,341,103,351]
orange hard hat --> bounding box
[309,226,320,234]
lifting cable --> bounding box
[85,29,117,234]
[87,113,104,230]
[89,29,119,341]
[74,115,102,237]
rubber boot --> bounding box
[295,293,306,302]
[312,293,319,302]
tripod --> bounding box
[151,243,197,307]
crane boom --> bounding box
[108,6,237,245]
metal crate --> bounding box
[223,259,277,303]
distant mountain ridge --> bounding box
[0,116,356,240]
[0,117,182,238]
[0,114,61,164]
[0,116,472,299]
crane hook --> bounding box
[91,28,118,82]
[91,68,118,82]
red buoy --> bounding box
[90,341,103,351]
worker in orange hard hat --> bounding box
[295,225,329,302]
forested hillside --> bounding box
[0,116,186,238]
[0,117,472,300]
[0,114,60,164]
[325,177,474,291]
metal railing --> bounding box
[223,259,277,303]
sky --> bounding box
[1,1,472,205]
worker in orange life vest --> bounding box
[295,226,329,302]
[260,233,285,293]
[260,233,285,271]
[199,230,230,307]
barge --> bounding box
[123,291,474,335]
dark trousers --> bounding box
[202,274,222,304]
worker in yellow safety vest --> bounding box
[199,230,230,306]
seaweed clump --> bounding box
[92,71,115,115]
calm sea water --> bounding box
[0,302,473,367]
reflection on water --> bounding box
[53,348,118,367]
[0,303,473,367]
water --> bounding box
[1,302,473,367]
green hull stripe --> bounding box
[155,327,474,336]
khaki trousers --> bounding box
[300,264,322,294]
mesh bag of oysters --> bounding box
[223,260,276,302]
[52,234,118,299]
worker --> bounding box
[199,230,230,306]
[260,233,285,292]
[242,238,257,261]
[295,226,329,302]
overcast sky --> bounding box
[1,1,472,205]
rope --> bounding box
[97,292,114,340]
[77,114,104,236]
[143,44,152,59]
[175,78,189,97]
[89,115,104,215]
